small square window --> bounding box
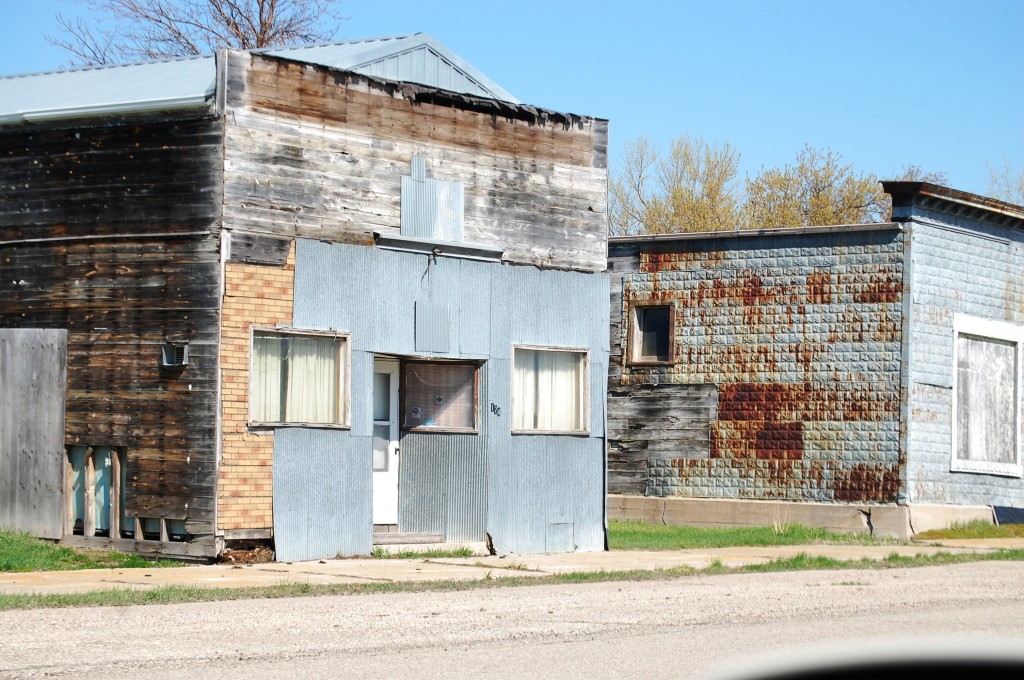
[402,361,478,431]
[629,304,674,364]
[251,330,349,427]
[512,347,589,434]
[952,315,1023,477]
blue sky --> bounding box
[2,0,1022,198]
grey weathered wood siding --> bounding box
[0,329,67,539]
[222,52,608,272]
[0,115,223,556]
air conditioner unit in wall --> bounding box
[161,342,190,367]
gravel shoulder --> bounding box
[3,561,1023,679]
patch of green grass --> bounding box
[914,519,1024,540]
[4,548,1022,611]
[0,531,180,572]
[370,546,475,560]
[607,520,898,551]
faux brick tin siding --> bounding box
[905,212,1024,507]
[610,228,905,502]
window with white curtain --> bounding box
[251,330,348,426]
[952,315,1023,477]
[512,347,588,433]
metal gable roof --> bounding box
[261,33,518,103]
[0,33,517,125]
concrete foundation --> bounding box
[607,495,996,539]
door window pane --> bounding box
[373,372,391,421]
[373,424,390,471]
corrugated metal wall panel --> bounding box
[295,239,490,359]
[492,264,611,353]
[484,354,606,555]
[398,364,489,540]
[273,428,372,561]
[399,434,487,540]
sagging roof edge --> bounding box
[882,181,1024,222]
[0,49,603,130]
[253,51,604,128]
[609,222,902,245]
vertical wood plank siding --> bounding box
[0,116,223,555]
[223,53,608,273]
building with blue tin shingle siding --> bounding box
[608,183,1024,537]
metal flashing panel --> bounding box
[415,301,451,353]
[401,157,465,242]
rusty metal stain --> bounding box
[833,463,900,502]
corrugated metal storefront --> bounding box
[273,239,608,560]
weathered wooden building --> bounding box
[608,183,1024,535]
[0,34,609,561]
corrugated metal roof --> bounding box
[0,33,517,125]
[0,56,216,124]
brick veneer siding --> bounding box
[218,242,294,531]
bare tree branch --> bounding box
[48,0,344,68]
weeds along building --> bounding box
[0,34,610,561]
[607,183,1024,536]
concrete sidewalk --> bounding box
[1,539,1021,596]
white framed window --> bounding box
[402,361,479,432]
[512,346,589,434]
[628,302,674,364]
[951,314,1023,477]
[250,328,350,427]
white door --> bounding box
[372,358,400,525]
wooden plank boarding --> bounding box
[228,233,291,265]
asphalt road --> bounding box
[3,561,1023,679]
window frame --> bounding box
[950,314,1023,478]
[400,359,481,434]
[248,326,351,429]
[627,301,676,366]
[511,344,591,436]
